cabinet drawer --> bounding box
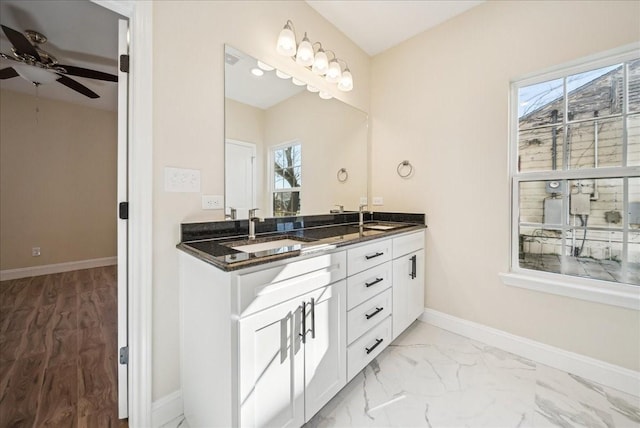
[347,239,391,275]
[393,231,425,258]
[347,316,392,381]
[235,251,347,317]
[347,288,392,344]
[347,261,391,310]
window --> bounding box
[505,46,640,307]
[271,142,301,217]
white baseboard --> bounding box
[152,390,183,428]
[420,308,640,397]
[0,256,117,281]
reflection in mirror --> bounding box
[224,45,368,219]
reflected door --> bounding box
[225,140,256,219]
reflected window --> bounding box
[271,142,301,216]
[512,51,640,286]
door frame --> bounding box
[225,138,257,218]
[92,1,153,426]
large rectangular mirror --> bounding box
[224,45,368,219]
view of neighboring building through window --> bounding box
[272,142,301,216]
[512,49,640,285]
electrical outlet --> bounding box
[359,196,368,206]
[32,247,41,257]
[202,195,224,210]
[372,196,384,206]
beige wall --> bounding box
[153,0,370,399]
[370,0,640,370]
[0,89,117,271]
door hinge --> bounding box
[119,346,129,364]
[119,202,129,220]
[120,54,130,73]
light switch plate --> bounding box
[164,167,201,193]
[202,195,224,210]
[372,196,383,206]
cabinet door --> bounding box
[239,298,305,428]
[304,280,347,421]
[392,249,425,339]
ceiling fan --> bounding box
[0,24,117,99]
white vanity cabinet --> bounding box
[345,239,394,380]
[179,250,347,428]
[392,231,425,339]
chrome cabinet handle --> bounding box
[365,338,384,354]
[365,307,384,320]
[310,297,316,339]
[365,277,383,287]
[365,252,384,260]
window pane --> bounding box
[629,232,640,285]
[630,177,640,228]
[273,191,301,217]
[567,64,623,121]
[569,178,624,228]
[629,59,640,113]
[628,113,640,166]
[519,225,563,264]
[518,79,564,129]
[563,230,627,283]
[519,181,564,225]
[568,118,623,169]
[518,127,564,172]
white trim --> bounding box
[151,390,183,428]
[499,272,640,310]
[420,308,640,397]
[91,1,154,427]
[0,257,117,281]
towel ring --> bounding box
[397,160,413,178]
[337,168,348,182]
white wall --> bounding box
[152,0,370,400]
[370,0,640,370]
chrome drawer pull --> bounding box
[299,300,307,343]
[365,307,384,320]
[365,277,383,288]
[365,338,384,354]
[365,252,384,260]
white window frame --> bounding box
[269,140,302,217]
[501,43,640,310]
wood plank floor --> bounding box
[0,266,127,427]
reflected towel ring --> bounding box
[337,168,349,182]
[397,160,413,178]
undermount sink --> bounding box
[359,222,409,231]
[226,237,308,254]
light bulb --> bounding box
[319,91,333,100]
[292,78,306,86]
[312,49,328,75]
[257,61,274,71]
[325,60,342,83]
[250,68,264,77]
[307,85,319,93]
[295,33,314,67]
[275,69,291,79]
[338,69,353,91]
[276,23,296,57]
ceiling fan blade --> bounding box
[57,64,117,82]
[56,74,99,99]
[0,67,19,79]
[1,25,41,61]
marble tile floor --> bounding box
[162,321,640,428]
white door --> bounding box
[225,140,256,219]
[304,281,347,420]
[239,298,305,428]
[392,249,425,339]
[116,18,129,419]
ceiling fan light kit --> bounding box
[0,24,117,99]
[276,19,354,97]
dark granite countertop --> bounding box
[177,215,426,272]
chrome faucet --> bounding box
[330,204,344,214]
[359,204,368,227]
[248,208,262,240]
[225,207,237,220]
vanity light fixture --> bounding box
[306,84,319,93]
[275,69,291,79]
[257,60,274,71]
[319,91,333,100]
[276,19,354,95]
[292,77,306,86]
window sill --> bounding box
[499,271,640,310]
